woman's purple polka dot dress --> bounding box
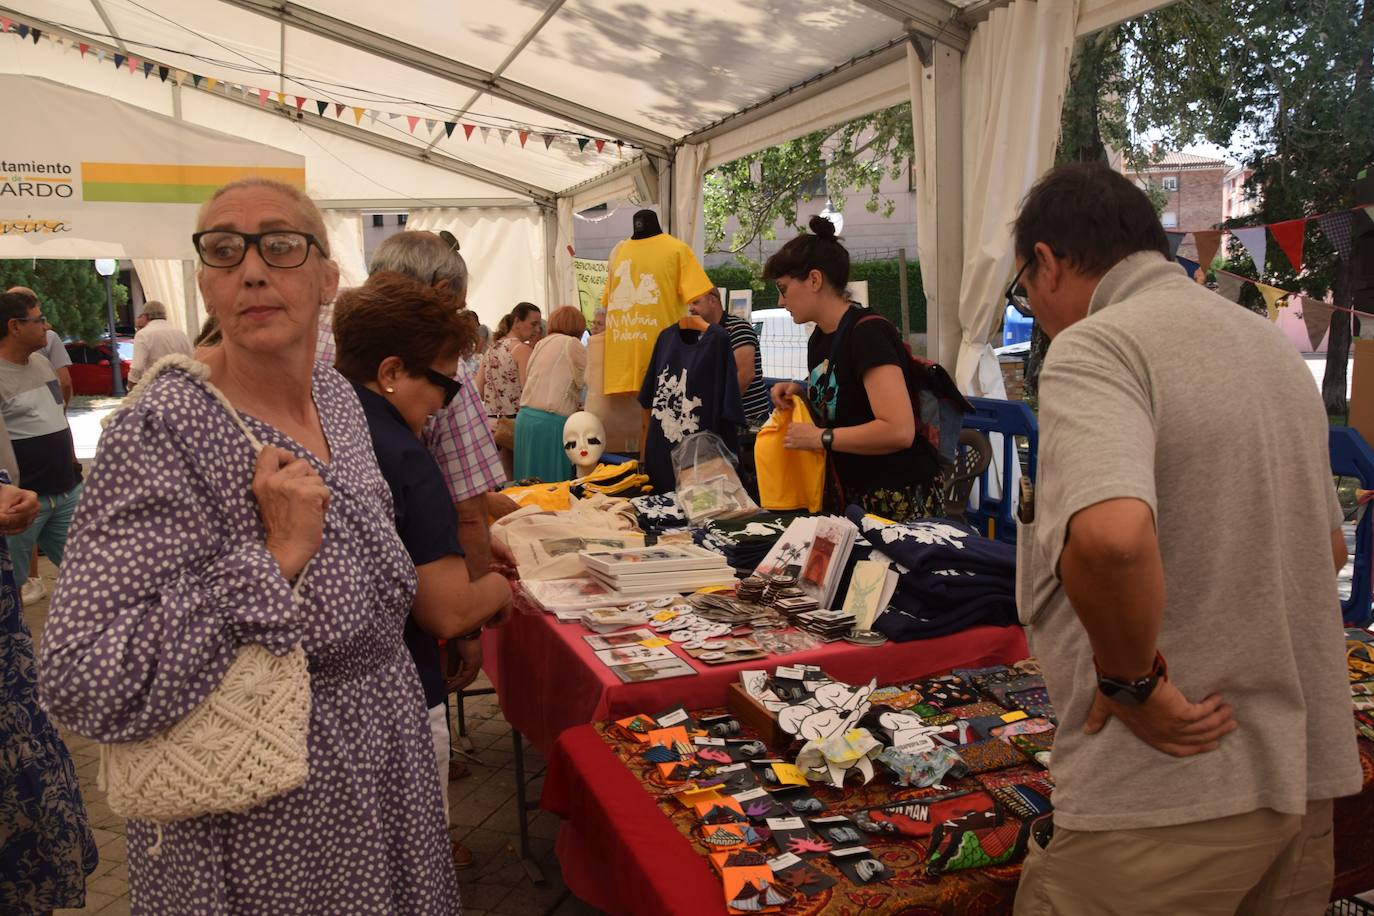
[38,364,460,914]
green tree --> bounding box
[0,260,128,342]
[702,103,914,259]
[1053,0,1374,412]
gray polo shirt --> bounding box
[1021,251,1360,831]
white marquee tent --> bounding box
[0,0,1172,387]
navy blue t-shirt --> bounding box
[355,383,463,710]
[637,323,746,493]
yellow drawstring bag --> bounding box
[754,395,826,513]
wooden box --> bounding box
[725,683,791,750]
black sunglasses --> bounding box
[422,368,463,407]
[1005,260,1033,317]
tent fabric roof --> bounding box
[0,0,921,202]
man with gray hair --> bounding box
[129,299,193,387]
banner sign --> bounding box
[0,75,305,258]
[574,257,608,322]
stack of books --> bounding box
[580,545,738,596]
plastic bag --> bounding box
[754,396,826,513]
[671,431,760,524]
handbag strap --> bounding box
[115,353,316,597]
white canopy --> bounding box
[0,0,1174,374]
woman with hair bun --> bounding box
[764,215,941,521]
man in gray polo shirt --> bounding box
[1010,164,1358,913]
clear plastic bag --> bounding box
[671,431,761,524]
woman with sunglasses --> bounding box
[39,178,460,912]
[333,273,511,873]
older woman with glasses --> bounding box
[332,271,511,872]
[39,178,460,913]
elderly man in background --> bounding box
[5,288,71,407]
[129,300,194,387]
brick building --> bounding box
[1222,164,1258,221]
[1124,151,1228,260]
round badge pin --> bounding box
[651,596,676,608]
[702,640,729,650]
[699,651,727,662]
[625,601,649,612]
[670,631,695,643]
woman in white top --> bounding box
[513,306,587,481]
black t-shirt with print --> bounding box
[806,306,939,497]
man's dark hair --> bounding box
[1014,162,1171,278]
[0,292,35,339]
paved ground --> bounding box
[23,558,600,916]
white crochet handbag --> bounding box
[97,355,312,826]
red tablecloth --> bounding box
[482,601,1029,756]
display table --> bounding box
[543,721,1028,915]
[481,596,1029,757]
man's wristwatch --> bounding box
[820,428,835,451]
[1095,652,1168,706]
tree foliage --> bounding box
[1060,0,1374,411]
[702,104,914,258]
[0,260,129,342]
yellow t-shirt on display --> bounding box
[600,233,714,394]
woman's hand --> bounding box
[253,446,331,581]
[771,381,803,411]
[784,421,824,452]
[0,485,38,535]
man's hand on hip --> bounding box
[1084,679,1237,757]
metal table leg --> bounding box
[511,728,546,884]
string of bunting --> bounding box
[0,15,628,159]
[1163,204,1373,280]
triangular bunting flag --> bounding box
[173,71,186,87]
[577,137,589,152]
[142,61,154,78]
[295,96,306,112]
[1165,231,1186,260]
[192,73,203,88]
[387,112,400,121]
[258,88,270,106]
[425,118,437,134]
[542,134,555,149]
[462,123,475,140]
[79,43,90,58]
[31,28,40,45]
[1318,211,1357,261]
[96,49,106,65]
[17,24,28,40]
[367,110,378,126]
[334,103,346,117]
[158,66,169,82]
[444,122,457,138]
[483,127,495,142]
[1269,218,1306,273]
[113,53,125,70]
[406,115,420,133]
[1214,272,1246,304]
[351,107,365,125]
[518,130,530,147]
[1297,296,1335,351]
[1,18,11,33]
[1232,226,1267,277]
[316,100,328,116]
[126,56,139,73]
[595,139,606,154]
[1257,283,1288,322]
[1193,229,1222,271]
[276,91,286,106]
[206,77,219,93]
[616,141,624,158]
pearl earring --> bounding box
[385,386,395,393]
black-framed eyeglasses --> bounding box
[422,368,463,407]
[192,230,322,269]
[1005,260,1033,318]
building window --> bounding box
[798,169,827,199]
[1161,211,1178,228]
[1162,176,1179,192]
[397,214,407,226]
[371,214,384,228]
